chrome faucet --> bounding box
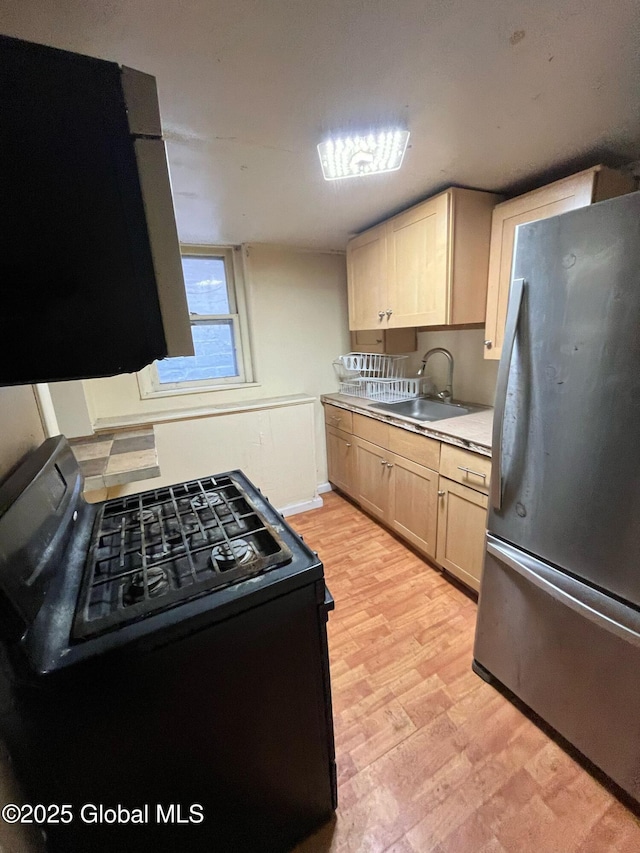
[416,348,454,402]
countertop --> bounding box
[68,426,160,490]
[321,393,493,457]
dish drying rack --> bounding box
[333,353,420,403]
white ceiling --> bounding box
[4,0,640,249]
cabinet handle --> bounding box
[386,463,394,469]
[380,459,387,465]
[457,465,487,480]
[378,311,385,321]
[484,340,493,349]
[386,309,393,318]
[330,415,342,423]
[345,443,352,447]
[438,490,446,497]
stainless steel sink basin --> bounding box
[372,397,484,422]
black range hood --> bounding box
[0,35,193,386]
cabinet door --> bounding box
[483,170,597,361]
[353,436,390,521]
[388,454,439,558]
[387,193,450,327]
[326,426,355,498]
[346,223,387,330]
[436,477,488,592]
[350,328,417,354]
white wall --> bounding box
[106,401,318,512]
[78,245,349,504]
[0,386,46,482]
[407,328,498,406]
[48,381,93,437]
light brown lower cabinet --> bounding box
[352,436,389,521]
[387,453,438,558]
[436,477,489,592]
[324,405,489,592]
[325,425,356,498]
[349,437,440,558]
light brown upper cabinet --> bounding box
[349,327,417,355]
[347,187,501,331]
[483,165,636,360]
[385,192,450,328]
[346,222,388,329]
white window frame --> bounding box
[137,245,254,399]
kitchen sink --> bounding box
[372,397,484,422]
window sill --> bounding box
[92,394,317,431]
[138,381,261,400]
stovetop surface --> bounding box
[0,439,323,673]
[72,473,293,639]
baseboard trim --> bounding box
[279,495,324,518]
[317,482,332,495]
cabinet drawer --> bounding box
[353,413,389,448]
[388,426,440,471]
[324,404,353,433]
[439,444,491,494]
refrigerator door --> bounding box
[474,535,640,801]
[490,191,640,607]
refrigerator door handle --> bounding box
[491,277,525,510]
[487,540,640,648]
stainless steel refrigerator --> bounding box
[473,190,640,801]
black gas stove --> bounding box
[0,437,329,669]
[0,437,336,853]
[75,473,294,639]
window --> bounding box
[138,246,253,397]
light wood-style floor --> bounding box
[291,491,640,853]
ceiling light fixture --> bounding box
[317,130,410,181]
